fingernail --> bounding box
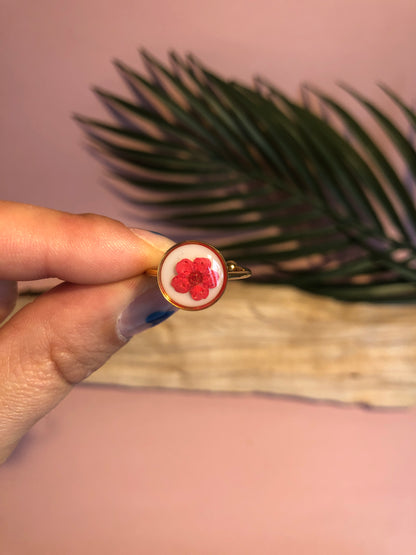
[129,228,174,253]
[117,277,177,341]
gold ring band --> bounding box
[146,260,251,280]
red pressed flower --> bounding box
[171,257,219,301]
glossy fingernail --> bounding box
[129,228,174,252]
[117,277,177,341]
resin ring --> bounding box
[147,241,251,311]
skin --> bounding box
[0,201,175,464]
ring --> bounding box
[146,241,251,310]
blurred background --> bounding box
[1,1,416,553]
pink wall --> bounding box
[2,387,416,554]
[2,1,416,553]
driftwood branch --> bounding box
[84,283,416,408]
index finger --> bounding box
[0,201,173,283]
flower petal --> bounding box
[190,284,209,300]
[171,275,191,293]
[193,257,211,273]
[176,259,193,276]
[202,270,219,289]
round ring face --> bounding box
[158,241,228,310]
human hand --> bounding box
[0,201,177,463]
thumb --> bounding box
[0,275,176,464]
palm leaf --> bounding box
[75,50,416,302]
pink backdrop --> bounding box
[2,1,416,553]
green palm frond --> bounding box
[75,50,416,302]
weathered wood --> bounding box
[14,283,416,407]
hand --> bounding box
[0,201,176,463]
